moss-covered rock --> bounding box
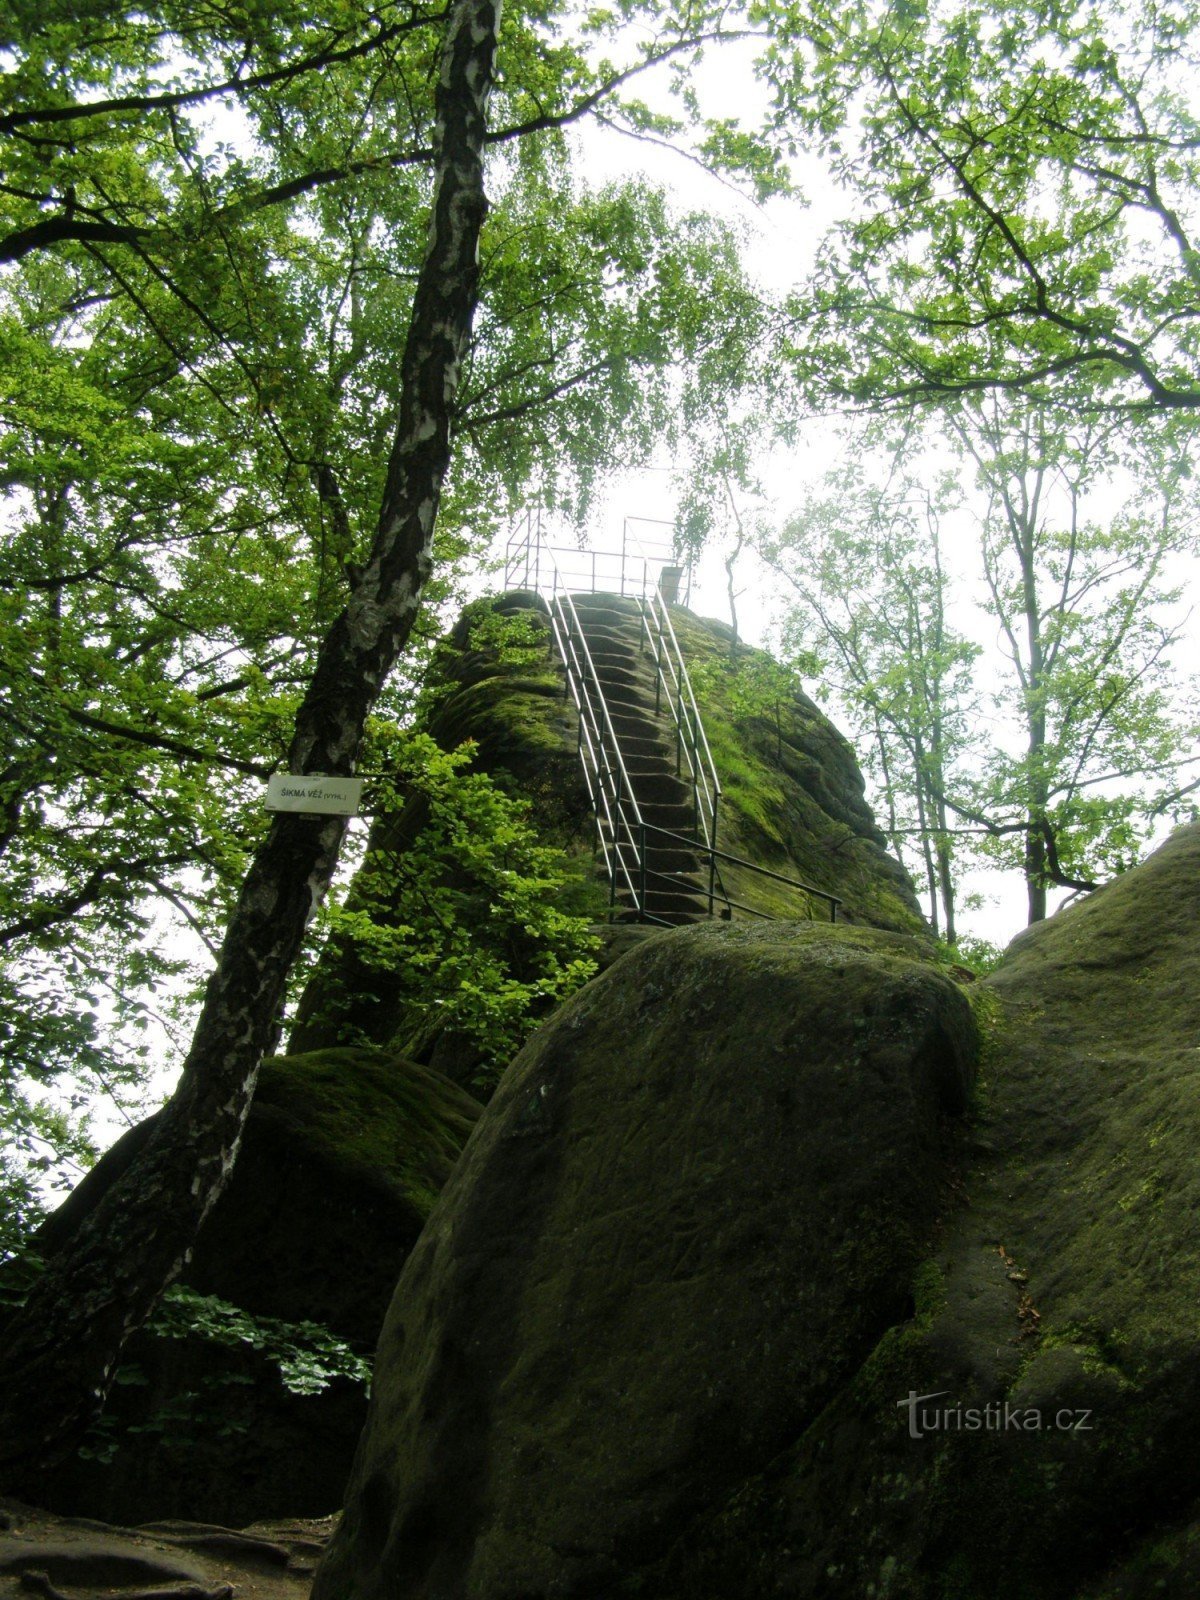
[311,921,977,1600]
[33,1048,481,1525]
[289,592,606,1066]
[292,592,925,1070]
[624,822,1200,1600]
[671,608,926,933]
[309,826,1200,1600]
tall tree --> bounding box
[0,0,772,1234]
[765,457,979,941]
[771,410,1199,932]
[0,0,503,1477]
[948,395,1199,921]
[0,0,784,1477]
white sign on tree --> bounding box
[265,774,365,815]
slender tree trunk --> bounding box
[0,0,501,1482]
[911,739,940,938]
[1025,814,1048,923]
[725,534,744,660]
[722,477,746,661]
[1019,535,1049,924]
[873,717,902,859]
[934,801,956,946]
[925,516,957,946]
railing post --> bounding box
[639,820,647,920]
[707,789,719,917]
[607,766,619,909]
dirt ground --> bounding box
[0,1500,332,1600]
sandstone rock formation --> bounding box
[24,590,923,1532]
[292,591,926,1074]
[312,921,977,1599]
[314,823,1200,1600]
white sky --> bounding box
[493,71,1200,953]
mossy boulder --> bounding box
[621,822,1200,1600]
[32,1048,481,1525]
[311,921,977,1600]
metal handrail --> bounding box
[613,523,723,905]
[502,514,839,925]
[637,820,840,922]
[537,553,654,917]
[507,515,722,862]
[506,543,657,602]
[635,584,721,855]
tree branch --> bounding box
[0,13,443,135]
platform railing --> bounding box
[503,516,841,924]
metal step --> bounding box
[628,771,692,807]
[561,590,718,927]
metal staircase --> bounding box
[504,518,840,927]
[566,591,716,924]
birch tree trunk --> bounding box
[0,0,501,1481]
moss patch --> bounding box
[663,605,926,933]
[255,1047,482,1222]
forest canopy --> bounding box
[0,0,773,1230]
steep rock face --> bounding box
[292,591,925,1071]
[312,922,977,1600]
[673,605,924,932]
[32,1049,481,1525]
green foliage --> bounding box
[766,446,980,941]
[954,398,1200,915]
[763,0,1200,412]
[462,608,548,668]
[320,728,599,1086]
[78,1285,372,1467]
[0,0,775,1218]
[952,934,1006,975]
[2,1248,369,1464]
[769,408,1199,931]
[148,1286,372,1396]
